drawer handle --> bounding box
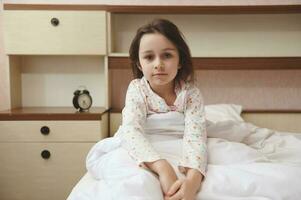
[41,150,51,159]
[51,17,59,26]
[40,126,50,135]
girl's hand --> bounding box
[145,159,178,195]
[158,169,178,195]
[164,178,200,200]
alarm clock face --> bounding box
[78,93,92,110]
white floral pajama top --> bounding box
[116,77,207,176]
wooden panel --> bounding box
[109,56,301,70]
[108,56,301,111]
[3,4,301,14]
[100,112,109,139]
[9,56,21,109]
[242,112,301,133]
[3,10,107,55]
[0,120,107,142]
[195,70,301,111]
[109,112,122,136]
[109,68,133,111]
[192,57,301,70]
[0,143,94,200]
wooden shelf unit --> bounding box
[1,2,301,199]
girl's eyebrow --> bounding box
[162,48,176,51]
[142,48,176,54]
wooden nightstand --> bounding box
[0,107,108,200]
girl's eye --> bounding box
[163,53,172,58]
[144,55,153,60]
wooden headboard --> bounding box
[109,57,301,111]
[108,56,301,135]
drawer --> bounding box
[3,10,107,55]
[0,142,94,200]
[0,120,107,142]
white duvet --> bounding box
[68,112,301,200]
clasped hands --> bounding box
[145,159,202,200]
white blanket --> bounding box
[68,112,301,200]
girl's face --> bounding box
[138,33,180,91]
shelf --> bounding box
[108,53,129,57]
[3,4,301,14]
[6,55,107,109]
[0,107,109,121]
[108,56,301,70]
[109,13,301,56]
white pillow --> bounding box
[204,104,244,124]
[206,120,252,142]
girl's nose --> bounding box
[154,63,164,70]
[154,59,164,70]
[155,59,161,66]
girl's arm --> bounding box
[145,159,178,194]
[186,168,203,188]
[117,80,162,168]
[119,80,178,195]
[164,86,207,200]
[179,86,208,178]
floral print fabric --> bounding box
[117,77,207,176]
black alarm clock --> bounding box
[73,88,93,112]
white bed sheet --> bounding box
[67,119,301,200]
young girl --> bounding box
[86,18,207,200]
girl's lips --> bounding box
[153,73,167,76]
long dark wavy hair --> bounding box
[129,18,194,83]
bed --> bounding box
[67,104,301,200]
[67,38,301,199]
